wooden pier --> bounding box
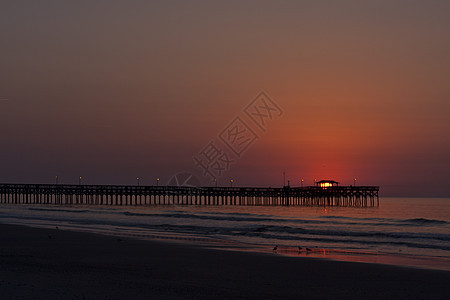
[0,183,379,207]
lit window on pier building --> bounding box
[315,180,339,189]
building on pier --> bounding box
[315,180,339,188]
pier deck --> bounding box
[0,184,379,207]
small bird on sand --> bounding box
[273,245,278,251]
[298,246,303,252]
[306,247,312,252]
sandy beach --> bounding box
[1,223,449,299]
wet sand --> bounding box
[1,223,449,299]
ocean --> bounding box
[1,197,449,271]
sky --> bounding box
[1,0,449,196]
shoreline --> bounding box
[3,217,449,272]
[1,223,449,299]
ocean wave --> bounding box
[121,211,449,229]
[122,211,299,224]
[3,210,450,255]
[401,218,448,225]
[22,206,449,229]
[23,207,450,232]
[244,224,450,242]
[321,215,449,226]
[28,207,92,214]
[122,211,335,225]
[129,223,450,252]
[89,220,450,248]
[12,211,449,243]
[2,204,448,258]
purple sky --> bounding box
[1,1,449,196]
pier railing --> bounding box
[0,184,379,207]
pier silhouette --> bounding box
[0,183,379,207]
